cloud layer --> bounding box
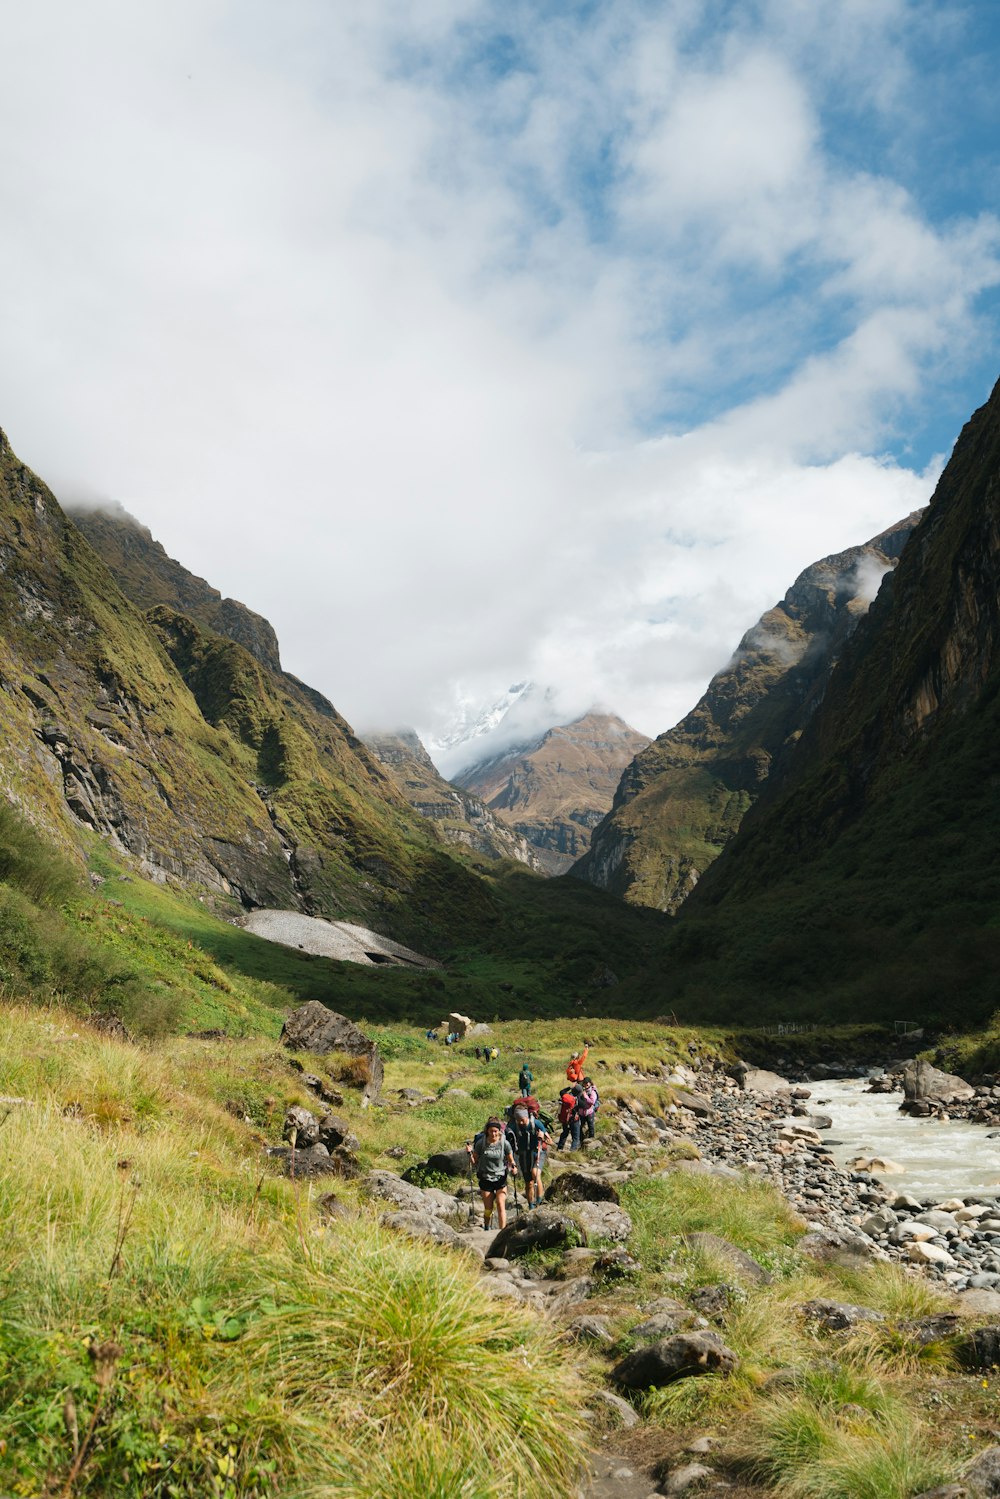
[0,1,997,748]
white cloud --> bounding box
[0,0,996,760]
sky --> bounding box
[1,0,999,764]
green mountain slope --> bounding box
[573,516,919,912]
[654,376,1000,1027]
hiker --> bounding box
[556,1084,582,1151]
[467,1116,517,1229]
[566,1043,589,1083]
[490,1046,499,1063]
[578,1077,599,1140]
[518,1062,534,1096]
[508,1102,550,1209]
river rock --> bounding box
[799,1299,885,1331]
[890,1220,937,1244]
[612,1331,738,1389]
[488,1210,584,1259]
[902,1059,975,1106]
[906,1241,955,1267]
[281,1001,383,1104]
[683,1232,771,1284]
[545,1171,621,1204]
[670,1087,715,1118]
[735,1065,790,1094]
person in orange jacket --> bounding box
[566,1043,589,1083]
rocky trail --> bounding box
[274,1010,1000,1497]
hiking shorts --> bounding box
[478,1176,507,1192]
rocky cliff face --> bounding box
[363,729,544,870]
[654,374,1000,1025]
[69,504,283,673]
[573,516,920,911]
[0,432,497,945]
[456,712,650,875]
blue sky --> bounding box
[0,0,998,744]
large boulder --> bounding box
[902,1059,974,1105]
[402,1149,472,1183]
[487,1210,585,1260]
[283,1105,320,1146]
[734,1064,790,1094]
[382,1210,461,1247]
[545,1171,621,1205]
[364,1170,428,1213]
[612,1331,738,1390]
[280,1001,383,1105]
[670,1087,715,1119]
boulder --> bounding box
[487,1209,584,1260]
[278,1143,347,1178]
[317,1113,358,1151]
[799,1299,885,1331]
[958,1325,1000,1370]
[568,1202,633,1243]
[612,1331,738,1390]
[545,1171,621,1205]
[664,1464,716,1496]
[670,1088,715,1119]
[592,1389,640,1428]
[683,1232,771,1284]
[688,1284,736,1318]
[283,1105,320,1146]
[956,1289,1000,1318]
[735,1064,790,1094]
[897,1314,961,1347]
[964,1445,1000,1495]
[906,1241,955,1267]
[382,1210,461,1247]
[446,1011,472,1038]
[565,1315,613,1344]
[280,1001,383,1104]
[631,1305,700,1340]
[402,1149,472,1182]
[364,1170,428,1212]
[902,1059,975,1105]
[848,1156,905,1175]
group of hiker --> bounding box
[464,1044,600,1229]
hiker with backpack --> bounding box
[578,1077,599,1140]
[566,1044,589,1083]
[507,1102,551,1210]
[466,1116,517,1229]
[518,1062,534,1096]
[556,1084,582,1151]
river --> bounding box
[814,1077,1000,1202]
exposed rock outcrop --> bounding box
[280,1002,383,1104]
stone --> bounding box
[688,1284,736,1318]
[683,1232,771,1284]
[280,1001,383,1104]
[964,1445,1000,1495]
[897,1314,961,1346]
[848,1156,906,1175]
[595,1247,641,1280]
[890,1220,938,1244]
[592,1389,640,1428]
[631,1308,699,1340]
[315,1191,353,1222]
[545,1171,621,1205]
[957,1325,1000,1370]
[317,1113,357,1151]
[565,1315,613,1344]
[956,1289,1000,1317]
[569,1201,633,1242]
[902,1059,975,1105]
[283,1105,320,1146]
[799,1299,885,1331]
[612,1331,739,1390]
[735,1065,790,1094]
[891,1193,924,1212]
[279,1143,343,1178]
[664,1463,715,1495]
[686,1436,720,1454]
[487,1209,584,1260]
[915,1210,960,1235]
[402,1148,472,1182]
[382,1210,461,1247]
[906,1241,955,1267]
[446,1011,472,1038]
[670,1088,715,1119]
[364,1170,428,1212]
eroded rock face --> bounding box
[280,1002,383,1104]
[612,1331,739,1390]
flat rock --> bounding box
[736,1065,790,1094]
[570,1202,633,1243]
[382,1210,461,1247]
[683,1231,771,1284]
[592,1389,640,1427]
[955,1289,1000,1317]
[612,1331,738,1390]
[670,1087,715,1119]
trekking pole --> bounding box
[512,1166,521,1218]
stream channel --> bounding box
[814,1076,1000,1202]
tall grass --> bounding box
[0,1006,587,1498]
